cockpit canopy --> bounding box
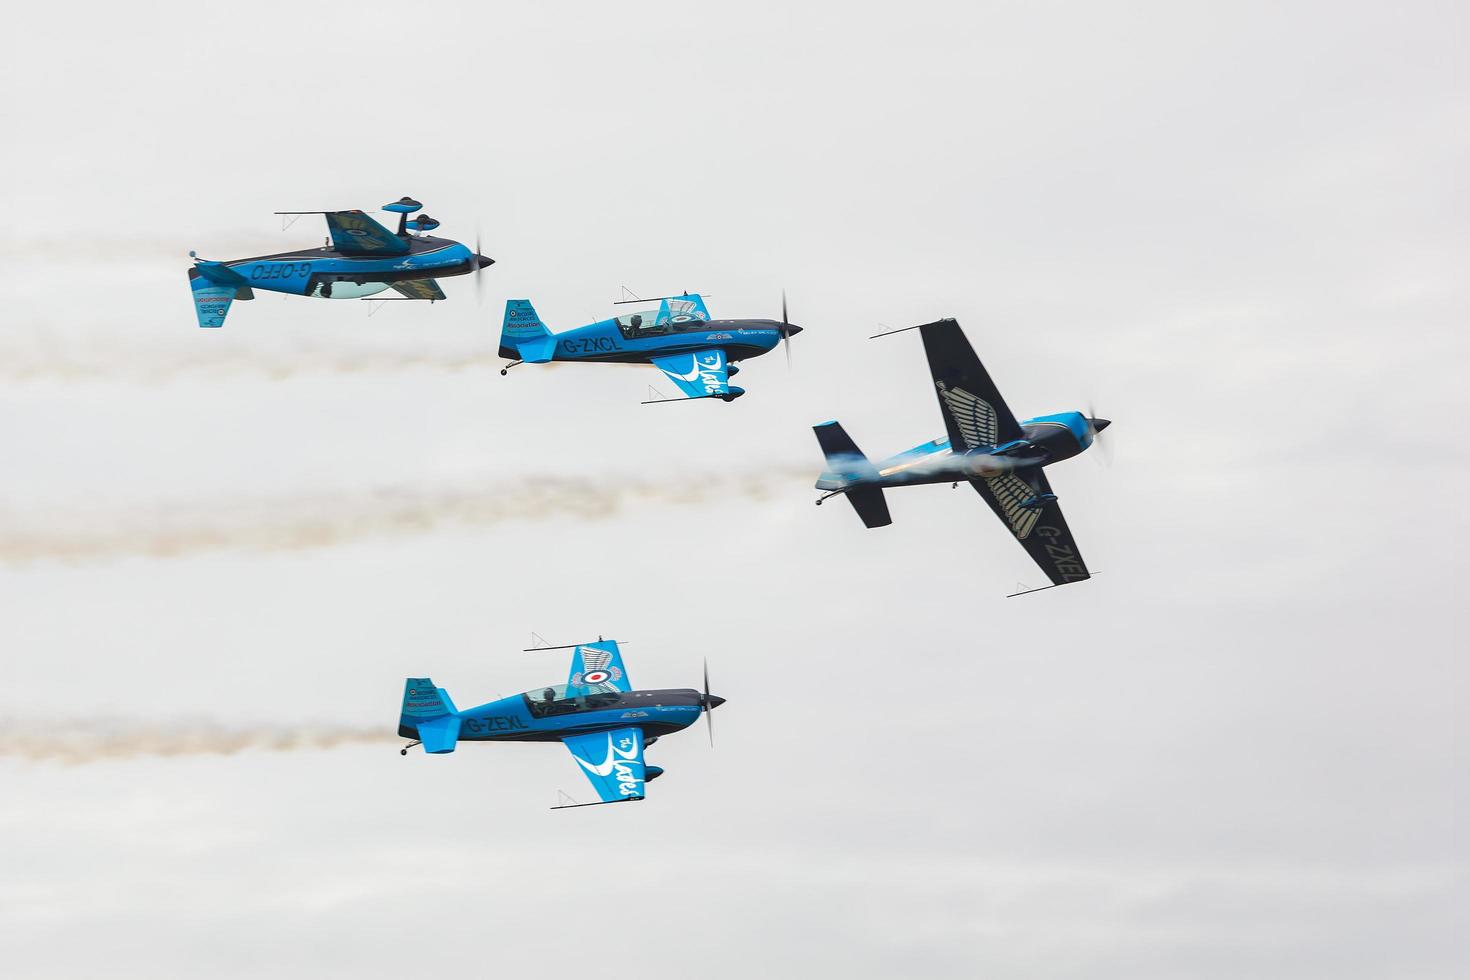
[522,682,622,718]
[615,296,709,339]
[616,309,707,339]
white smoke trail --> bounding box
[0,470,811,565]
[0,339,537,384]
[0,719,394,765]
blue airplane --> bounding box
[398,639,724,808]
[812,319,1111,595]
[497,292,801,401]
[187,196,493,327]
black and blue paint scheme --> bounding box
[497,293,801,401]
[812,319,1111,593]
[399,639,723,808]
[187,197,493,327]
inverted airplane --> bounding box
[811,319,1111,594]
[187,196,494,328]
[398,639,724,808]
[497,292,801,401]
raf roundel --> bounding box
[582,669,611,684]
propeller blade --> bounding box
[474,231,484,306]
[703,658,714,747]
[781,289,792,369]
[1085,402,1113,466]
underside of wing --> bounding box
[969,468,1091,587]
[650,348,729,399]
[917,319,1025,451]
[390,278,447,301]
[563,727,646,803]
[323,210,410,256]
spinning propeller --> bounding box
[474,229,485,305]
[700,658,724,747]
[1085,403,1114,465]
[777,290,802,368]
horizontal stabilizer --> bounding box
[845,486,893,528]
[812,421,880,489]
[517,336,557,363]
[416,714,461,754]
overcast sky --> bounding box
[1,2,1464,977]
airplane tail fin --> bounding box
[812,421,892,528]
[500,299,556,363]
[400,678,461,753]
[188,264,250,328]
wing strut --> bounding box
[550,796,645,810]
[1006,572,1100,598]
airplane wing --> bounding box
[650,349,729,399]
[567,639,632,693]
[969,467,1091,587]
[323,210,410,256]
[390,278,447,301]
[917,319,1025,450]
[654,294,710,325]
[563,726,646,803]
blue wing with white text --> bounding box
[651,349,729,399]
[563,727,646,803]
[567,639,632,693]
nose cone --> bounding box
[780,323,803,337]
[476,254,495,269]
[704,694,726,710]
[1090,417,1111,433]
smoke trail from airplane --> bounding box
[0,340,527,384]
[0,720,395,765]
[0,470,811,565]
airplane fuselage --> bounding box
[190,235,486,299]
[824,411,1099,491]
[395,687,708,744]
[547,318,792,365]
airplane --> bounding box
[398,638,725,808]
[497,292,801,402]
[187,196,494,328]
[811,318,1111,595]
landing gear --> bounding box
[500,360,523,376]
[400,740,421,756]
[815,489,845,506]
